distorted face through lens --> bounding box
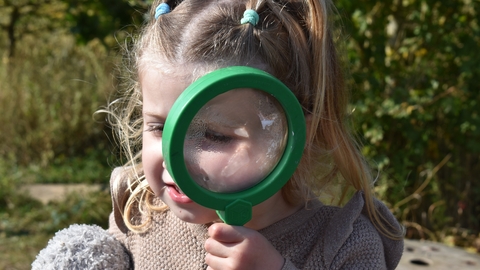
[184,88,288,193]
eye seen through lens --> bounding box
[184,88,288,193]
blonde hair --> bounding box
[106,0,403,239]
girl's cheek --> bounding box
[142,136,164,185]
[142,132,163,160]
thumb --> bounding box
[208,223,246,243]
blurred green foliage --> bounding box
[0,34,108,166]
[63,0,150,46]
[0,187,111,269]
[336,0,480,246]
[0,1,148,267]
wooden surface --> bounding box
[398,239,480,269]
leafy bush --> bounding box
[0,2,124,268]
[336,0,480,247]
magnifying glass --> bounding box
[162,66,306,226]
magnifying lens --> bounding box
[162,66,306,226]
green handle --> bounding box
[216,199,253,226]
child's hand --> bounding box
[205,223,285,270]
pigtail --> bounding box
[304,0,403,241]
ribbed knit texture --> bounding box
[108,168,403,269]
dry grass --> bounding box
[0,31,115,166]
[0,233,52,270]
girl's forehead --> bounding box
[139,61,193,80]
[140,68,189,113]
[140,68,189,83]
[138,53,270,82]
[139,64,219,89]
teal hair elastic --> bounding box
[155,3,171,19]
[241,9,259,26]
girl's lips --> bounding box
[166,184,193,203]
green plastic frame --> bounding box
[162,66,306,225]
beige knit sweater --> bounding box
[108,168,404,269]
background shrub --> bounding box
[336,0,480,246]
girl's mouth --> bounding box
[166,183,193,203]
[169,183,183,194]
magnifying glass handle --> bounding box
[216,199,252,226]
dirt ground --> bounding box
[20,184,102,204]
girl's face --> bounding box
[141,67,299,228]
[142,68,219,224]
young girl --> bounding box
[106,0,404,269]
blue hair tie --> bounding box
[241,9,259,26]
[155,3,171,19]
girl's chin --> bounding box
[169,205,219,224]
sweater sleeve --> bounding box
[323,192,403,270]
[329,215,388,269]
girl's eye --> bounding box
[145,124,164,135]
[204,129,233,144]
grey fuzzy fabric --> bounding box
[32,224,131,270]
